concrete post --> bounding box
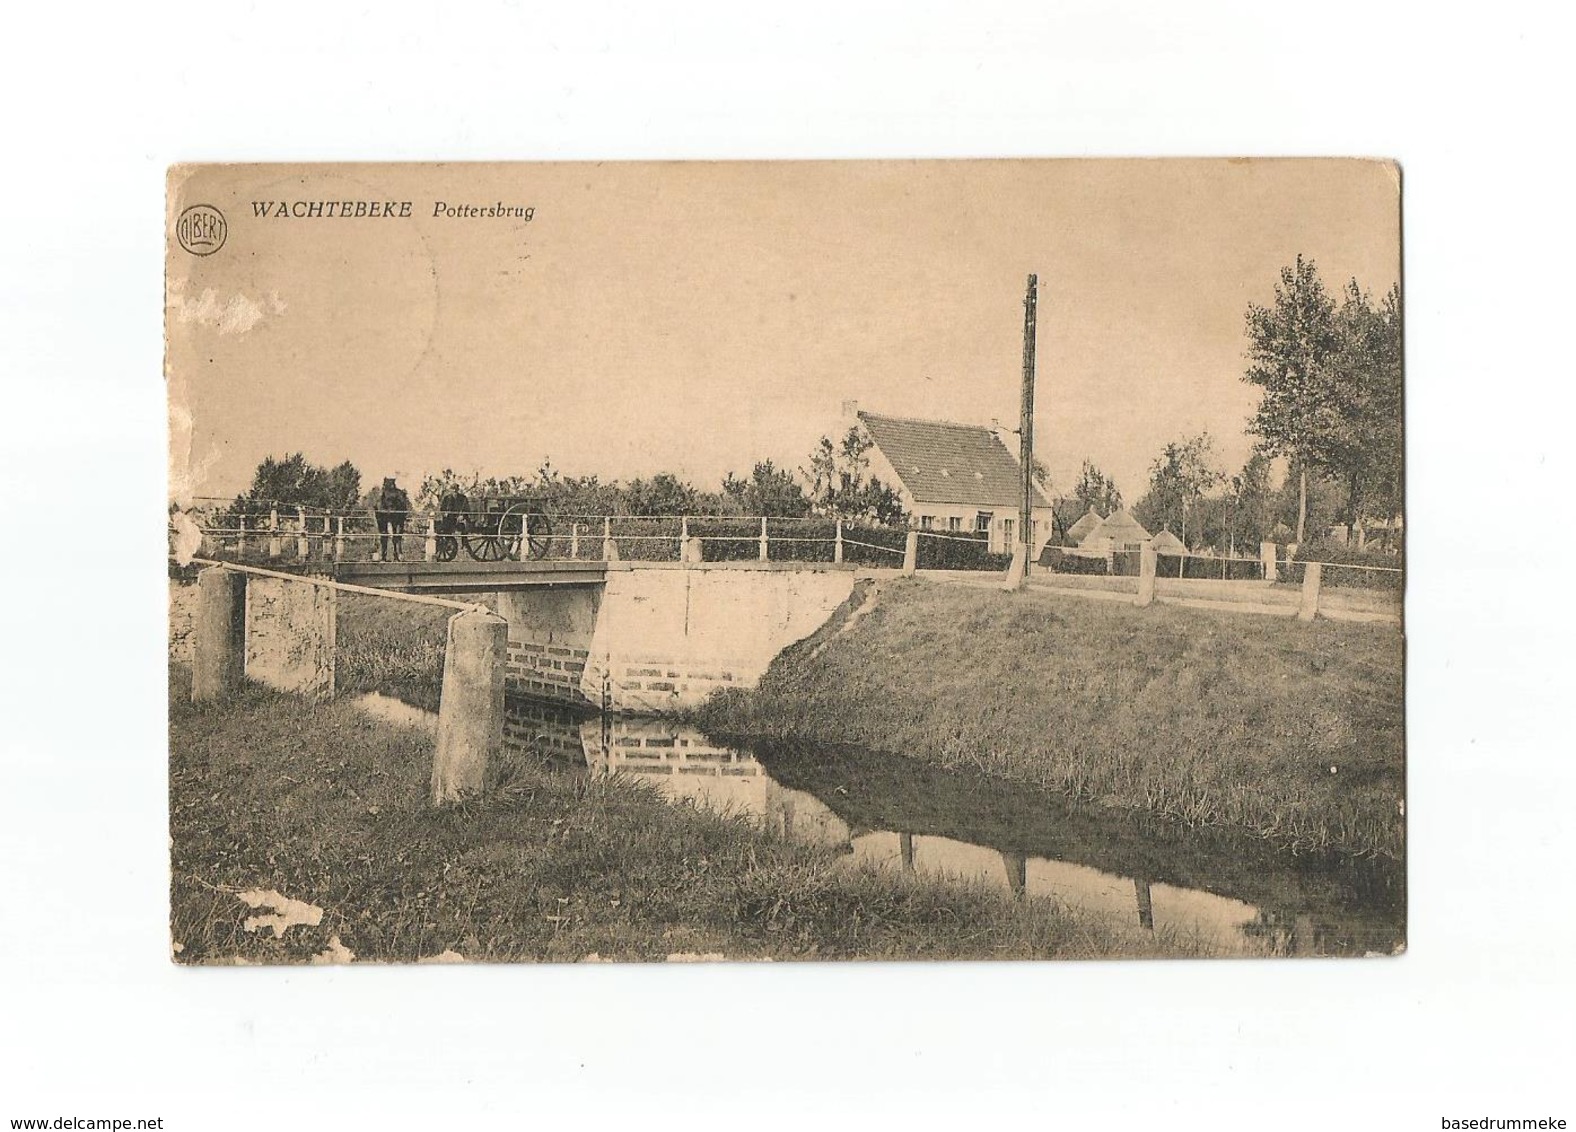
[902,530,919,576]
[334,516,345,562]
[602,516,619,562]
[1135,542,1157,607]
[1001,544,1027,591]
[237,515,246,555]
[570,522,580,560]
[191,567,245,703]
[295,507,309,559]
[1298,561,1322,622]
[1261,540,1278,582]
[758,517,769,562]
[834,518,844,564]
[268,508,281,560]
[431,609,508,805]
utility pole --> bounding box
[1019,273,1038,566]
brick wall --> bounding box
[505,638,592,701]
[501,697,590,767]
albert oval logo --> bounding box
[176,204,227,256]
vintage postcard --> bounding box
[166,159,1403,964]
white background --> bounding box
[2,2,1572,1128]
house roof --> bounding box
[858,411,1051,509]
[1150,529,1186,554]
[1082,508,1152,547]
[1065,507,1104,543]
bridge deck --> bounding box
[333,559,611,592]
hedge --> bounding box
[1282,539,1405,591]
[1151,554,1264,581]
[915,531,1014,572]
[1037,547,1111,575]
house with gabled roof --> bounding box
[847,403,1055,555]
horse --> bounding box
[374,478,412,561]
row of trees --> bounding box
[1056,256,1402,553]
[230,452,363,515]
[1059,433,1388,556]
[216,428,912,527]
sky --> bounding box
[167,159,1399,506]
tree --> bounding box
[1269,460,1342,545]
[1330,280,1404,531]
[1243,256,1403,539]
[1242,256,1340,541]
[721,460,812,517]
[1227,450,1276,554]
[236,453,361,514]
[804,426,907,526]
[1132,433,1223,548]
[1052,459,1123,541]
[624,472,702,516]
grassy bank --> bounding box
[696,579,1405,860]
[169,665,1205,962]
[333,593,454,711]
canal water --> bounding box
[499,698,1405,959]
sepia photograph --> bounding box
[14,0,1576,1122]
[166,159,1404,965]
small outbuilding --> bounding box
[1081,508,1152,552]
[1063,507,1105,546]
[1149,529,1186,555]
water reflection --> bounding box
[501,699,1403,957]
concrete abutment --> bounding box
[491,564,857,713]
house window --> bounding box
[1003,518,1015,546]
[948,516,962,532]
[920,515,934,530]
[975,511,993,533]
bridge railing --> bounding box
[169,508,919,568]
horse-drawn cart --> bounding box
[433,494,553,562]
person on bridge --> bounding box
[375,477,412,561]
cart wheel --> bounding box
[502,504,552,560]
[465,533,506,562]
[525,512,553,559]
[435,534,459,562]
[494,508,524,561]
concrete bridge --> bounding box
[183,554,870,806]
[334,557,865,713]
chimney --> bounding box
[840,399,862,426]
